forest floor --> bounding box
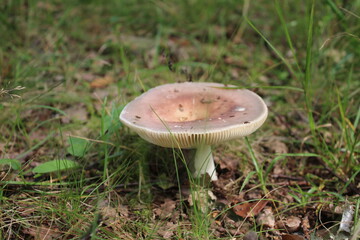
[0,0,359,239]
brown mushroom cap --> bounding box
[120,82,268,148]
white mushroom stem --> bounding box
[193,144,218,181]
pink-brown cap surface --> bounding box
[120,82,268,148]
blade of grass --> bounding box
[340,168,360,194]
[239,171,256,193]
[15,131,55,160]
[100,97,110,183]
[274,0,302,74]
[325,0,345,21]
[245,137,267,194]
[244,15,298,81]
[264,153,320,180]
[28,105,67,116]
[336,88,354,172]
[304,0,316,136]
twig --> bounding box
[271,174,305,181]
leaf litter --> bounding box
[1,71,358,240]
[90,75,114,89]
[1,2,359,239]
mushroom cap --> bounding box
[120,82,268,148]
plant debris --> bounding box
[0,0,359,239]
[232,200,269,218]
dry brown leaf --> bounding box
[223,55,245,68]
[157,222,176,239]
[246,191,263,200]
[282,234,305,240]
[29,129,48,142]
[285,216,301,232]
[92,88,111,100]
[101,206,118,223]
[169,37,191,47]
[144,48,157,69]
[243,231,258,240]
[277,215,302,233]
[302,214,310,239]
[256,207,275,228]
[261,137,288,154]
[102,205,117,216]
[75,72,96,82]
[118,204,129,218]
[22,225,61,240]
[154,198,176,219]
[36,2,56,11]
[233,200,268,218]
[61,104,88,123]
[100,205,127,231]
[325,49,346,63]
[90,75,114,88]
[0,143,5,153]
[217,153,239,172]
[1,61,11,79]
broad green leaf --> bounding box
[32,159,80,174]
[67,136,88,157]
[0,159,21,170]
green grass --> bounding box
[1,0,359,239]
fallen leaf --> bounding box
[301,214,310,239]
[29,129,49,142]
[154,198,176,219]
[75,72,96,82]
[256,207,275,228]
[230,68,240,79]
[157,222,175,239]
[118,204,129,218]
[243,231,258,240]
[144,47,157,69]
[0,143,5,153]
[90,75,114,88]
[100,205,126,231]
[322,131,333,144]
[233,200,268,218]
[285,216,301,232]
[168,35,191,47]
[338,204,355,233]
[216,153,239,172]
[101,206,118,223]
[261,136,288,154]
[282,234,305,240]
[36,2,56,11]
[246,191,263,200]
[223,55,245,68]
[92,88,111,100]
[62,104,88,123]
[22,225,61,240]
[325,49,346,63]
[1,61,11,79]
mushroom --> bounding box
[120,82,268,181]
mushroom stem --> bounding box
[193,144,218,181]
